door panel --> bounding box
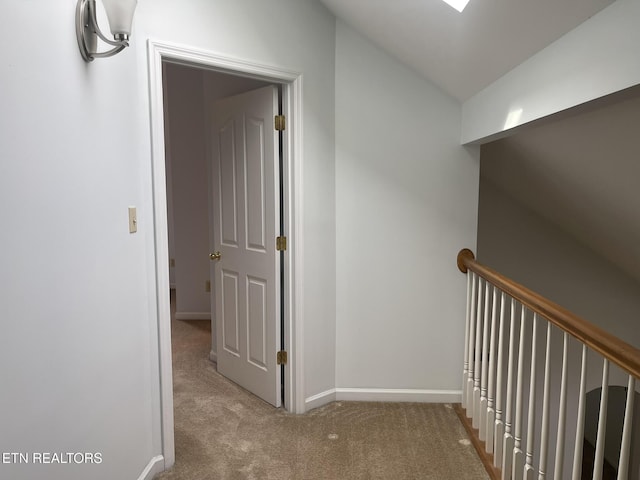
[221,270,240,357]
[210,85,280,407]
[245,117,267,252]
[247,276,267,370]
[219,119,238,247]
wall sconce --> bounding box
[76,0,138,62]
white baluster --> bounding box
[572,345,588,480]
[617,376,636,480]
[502,298,517,480]
[462,270,472,410]
[473,277,483,428]
[480,281,491,440]
[553,332,568,480]
[494,292,507,468]
[537,322,552,480]
[467,273,477,413]
[512,306,528,480]
[486,287,499,454]
[592,360,609,480]
[524,314,539,480]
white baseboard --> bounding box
[336,388,462,403]
[304,388,462,411]
[304,389,336,411]
[209,350,217,363]
[174,312,211,320]
[137,455,164,480]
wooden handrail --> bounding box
[457,249,640,380]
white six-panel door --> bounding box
[210,86,280,407]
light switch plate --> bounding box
[128,207,137,233]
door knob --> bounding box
[209,251,221,261]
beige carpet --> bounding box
[156,316,489,480]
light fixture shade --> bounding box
[102,0,138,36]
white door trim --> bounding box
[146,39,305,470]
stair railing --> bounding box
[456,249,640,480]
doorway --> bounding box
[147,41,304,469]
[163,64,280,402]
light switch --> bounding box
[128,207,137,233]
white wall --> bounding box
[0,1,336,478]
[164,65,210,318]
[333,21,480,402]
[0,2,160,480]
[137,0,337,404]
[462,0,640,144]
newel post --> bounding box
[457,248,475,273]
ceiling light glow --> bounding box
[442,0,471,12]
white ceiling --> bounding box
[320,0,615,101]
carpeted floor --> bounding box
[156,315,489,480]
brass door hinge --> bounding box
[276,236,287,251]
[275,115,286,131]
[277,350,288,365]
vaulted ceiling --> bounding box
[320,0,615,101]
[322,0,639,283]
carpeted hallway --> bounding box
[156,311,489,479]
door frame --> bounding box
[146,39,305,469]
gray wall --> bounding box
[477,180,640,349]
[163,64,209,318]
[334,20,480,399]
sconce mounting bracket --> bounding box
[76,0,129,62]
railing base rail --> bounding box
[454,404,501,480]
